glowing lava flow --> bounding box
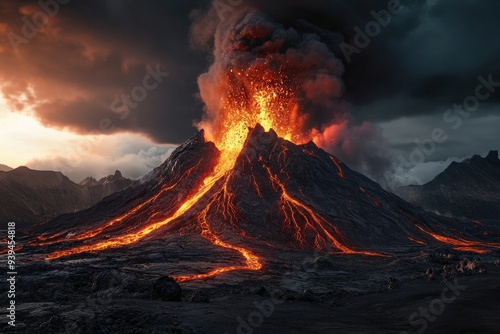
[359,187,381,207]
[32,163,201,247]
[329,156,345,179]
[262,164,384,256]
[46,147,264,280]
[173,176,262,282]
[408,237,427,246]
[45,160,233,260]
[415,225,500,254]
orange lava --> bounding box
[359,187,381,207]
[45,163,229,260]
[34,164,200,247]
[174,176,262,282]
[408,236,427,246]
[199,65,310,160]
[415,224,500,253]
[453,247,490,254]
[262,164,384,256]
[329,156,345,179]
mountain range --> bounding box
[398,150,500,222]
[0,168,132,228]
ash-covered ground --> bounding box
[2,231,499,334]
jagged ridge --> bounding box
[398,150,500,220]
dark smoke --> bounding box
[191,0,393,182]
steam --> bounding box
[191,3,391,182]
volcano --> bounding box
[31,125,500,282]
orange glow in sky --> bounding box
[0,93,173,180]
[0,93,82,167]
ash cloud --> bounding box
[195,10,346,131]
[192,1,393,181]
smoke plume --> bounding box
[191,1,392,181]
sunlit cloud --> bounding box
[0,93,175,181]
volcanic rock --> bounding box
[16,126,499,334]
[151,276,182,301]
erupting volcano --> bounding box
[29,11,500,284]
[28,10,500,283]
[7,2,500,333]
[31,123,500,282]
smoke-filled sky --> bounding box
[0,0,499,186]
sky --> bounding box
[0,0,499,187]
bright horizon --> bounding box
[0,93,175,181]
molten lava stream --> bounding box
[408,236,427,246]
[44,131,254,260]
[262,164,384,257]
[329,156,345,179]
[359,187,381,207]
[415,224,500,253]
[173,185,262,282]
[32,164,200,247]
[45,158,262,281]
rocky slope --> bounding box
[397,150,500,221]
[0,168,132,227]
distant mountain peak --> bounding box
[0,163,13,172]
[398,149,500,220]
[465,150,500,168]
[13,166,31,172]
[486,150,499,163]
[79,176,98,186]
[79,170,129,187]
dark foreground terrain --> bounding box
[1,232,499,334]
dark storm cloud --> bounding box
[0,0,207,143]
[354,0,500,122]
